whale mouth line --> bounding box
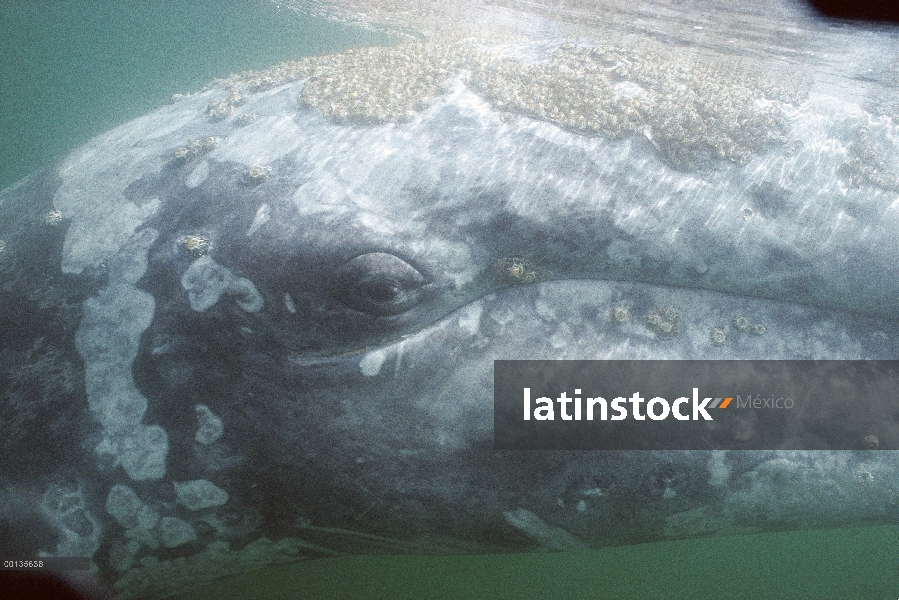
[295,275,839,364]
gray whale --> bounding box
[0,36,898,598]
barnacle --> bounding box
[732,316,752,332]
[244,164,273,184]
[182,235,210,258]
[44,210,63,226]
[709,328,727,346]
[740,207,754,220]
[752,323,767,335]
[0,239,6,256]
[609,303,632,324]
[494,257,543,285]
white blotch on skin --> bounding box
[284,292,297,314]
[457,301,483,335]
[247,203,270,236]
[359,349,387,376]
[535,299,556,320]
[185,161,210,189]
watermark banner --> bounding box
[493,360,899,450]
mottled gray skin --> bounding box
[1,67,898,598]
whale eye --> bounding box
[361,279,401,303]
[332,253,428,316]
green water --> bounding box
[0,0,392,191]
[177,526,899,600]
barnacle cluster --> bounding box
[207,99,233,122]
[207,88,249,122]
[470,42,795,169]
[608,302,632,324]
[202,37,803,170]
[243,164,273,184]
[869,95,899,126]
[182,235,210,258]
[732,316,766,335]
[206,61,316,96]
[494,256,543,285]
[234,112,259,127]
[173,137,220,162]
[44,210,63,226]
[298,41,475,124]
[709,328,727,346]
[227,88,248,107]
[838,127,899,191]
[643,305,681,338]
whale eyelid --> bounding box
[330,252,429,316]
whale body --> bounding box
[1,29,898,598]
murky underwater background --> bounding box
[178,526,899,599]
[0,0,392,191]
[2,0,899,598]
